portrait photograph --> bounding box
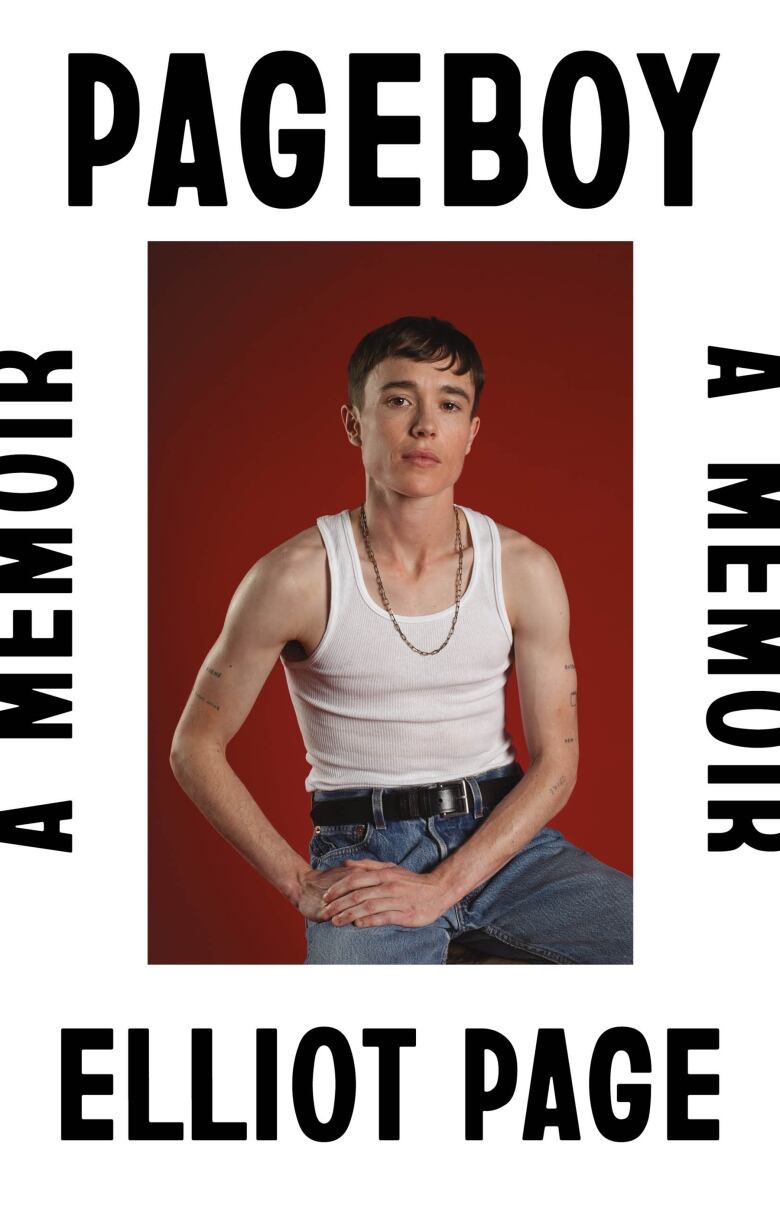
[148,240,632,964]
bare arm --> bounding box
[320,532,579,927]
[170,537,326,912]
[426,536,578,905]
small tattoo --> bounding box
[550,775,566,796]
[206,666,222,678]
[564,737,576,744]
[195,692,220,711]
[564,663,575,671]
[570,691,577,707]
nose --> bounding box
[410,403,437,437]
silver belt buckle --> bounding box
[433,778,469,816]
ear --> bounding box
[341,403,362,447]
[465,414,480,454]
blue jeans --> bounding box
[305,763,632,965]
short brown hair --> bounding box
[347,315,485,414]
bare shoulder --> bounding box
[495,522,564,584]
[494,522,569,633]
[238,524,324,593]
[223,524,327,646]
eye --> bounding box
[441,400,461,412]
[386,396,411,407]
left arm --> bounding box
[320,533,579,928]
[426,536,579,906]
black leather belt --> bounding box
[310,767,523,826]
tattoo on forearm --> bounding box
[550,775,566,796]
[564,663,575,670]
[206,666,222,678]
[564,737,576,744]
[570,691,577,707]
[195,692,220,711]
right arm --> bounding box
[169,538,334,918]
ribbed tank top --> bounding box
[281,506,516,791]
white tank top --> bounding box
[281,506,516,790]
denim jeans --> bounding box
[305,763,632,965]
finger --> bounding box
[322,886,385,920]
[342,858,396,868]
[331,897,402,926]
[322,870,387,903]
[353,911,409,928]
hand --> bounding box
[319,859,449,929]
[296,864,359,921]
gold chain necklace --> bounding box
[358,504,464,656]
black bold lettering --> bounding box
[708,347,780,399]
[708,465,780,528]
[444,54,527,205]
[61,1029,113,1139]
[68,55,139,205]
[523,1029,580,1140]
[0,351,72,402]
[128,1030,184,1140]
[241,52,326,209]
[589,1027,651,1141]
[0,800,72,852]
[638,54,719,205]
[292,1028,356,1142]
[191,1029,247,1139]
[667,1030,719,1140]
[708,611,780,673]
[464,1028,517,1140]
[707,690,780,747]
[709,765,780,783]
[0,610,72,657]
[543,52,629,208]
[708,545,780,592]
[708,801,780,852]
[0,456,74,511]
[148,54,227,206]
[349,54,420,206]
[363,1028,416,1140]
[256,1029,277,1140]
[0,420,72,437]
[0,674,71,737]
[0,530,71,593]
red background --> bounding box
[148,241,632,964]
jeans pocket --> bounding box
[310,822,374,866]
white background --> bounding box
[1,1,779,1201]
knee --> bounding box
[304,919,447,966]
[305,919,366,965]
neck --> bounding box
[360,482,462,569]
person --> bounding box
[170,315,632,964]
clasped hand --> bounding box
[298,859,448,929]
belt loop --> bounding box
[371,787,386,830]
[466,776,483,818]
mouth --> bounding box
[402,452,441,465]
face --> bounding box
[341,356,480,497]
